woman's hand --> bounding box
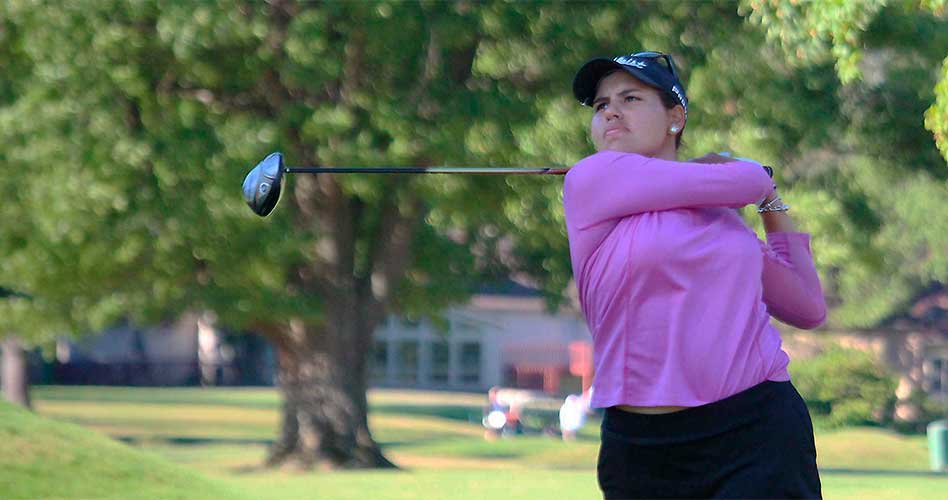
[760,191,780,205]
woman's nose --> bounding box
[606,107,621,121]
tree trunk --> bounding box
[264,79,418,467]
[265,321,395,470]
[2,336,31,409]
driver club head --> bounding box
[242,152,285,217]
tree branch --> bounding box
[362,192,422,328]
[408,16,441,107]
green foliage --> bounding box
[741,0,888,83]
[833,147,948,325]
[0,0,788,341]
[742,0,948,327]
[791,346,898,428]
[1,0,593,341]
[927,55,948,161]
[1,0,946,348]
[744,0,948,165]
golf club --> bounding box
[242,152,569,217]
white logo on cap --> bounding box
[671,85,687,107]
[614,55,647,68]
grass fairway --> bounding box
[0,400,248,500]
[24,386,948,499]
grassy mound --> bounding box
[0,400,247,500]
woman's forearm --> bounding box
[761,210,797,233]
[759,193,797,233]
[757,192,827,329]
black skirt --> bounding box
[597,381,821,499]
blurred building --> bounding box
[44,281,947,410]
[369,282,592,394]
[44,282,594,394]
[51,312,275,387]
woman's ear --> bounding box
[668,105,686,134]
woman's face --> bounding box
[589,71,684,159]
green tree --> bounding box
[0,5,74,409]
[743,0,948,419]
[740,0,948,326]
[3,0,942,467]
[743,0,948,160]
[0,0,774,468]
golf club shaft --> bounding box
[285,166,568,175]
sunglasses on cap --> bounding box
[617,51,680,80]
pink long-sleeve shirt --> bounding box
[563,151,827,408]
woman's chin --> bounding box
[599,138,627,152]
[607,143,644,155]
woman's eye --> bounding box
[595,102,607,112]
[625,95,638,102]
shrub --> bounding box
[790,345,898,428]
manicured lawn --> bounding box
[0,400,248,500]
[14,386,947,499]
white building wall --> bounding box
[371,294,592,392]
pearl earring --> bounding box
[669,126,679,134]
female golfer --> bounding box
[564,51,826,499]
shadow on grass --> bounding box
[113,434,526,461]
[820,468,946,477]
[34,387,281,410]
[377,438,451,448]
[453,451,522,459]
[116,435,274,446]
[370,404,482,423]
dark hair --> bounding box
[658,91,684,149]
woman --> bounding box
[564,51,826,499]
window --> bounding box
[370,340,388,382]
[459,342,481,384]
[925,356,948,397]
[394,340,419,384]
[429,341,450,384]
[454,318,481,334]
